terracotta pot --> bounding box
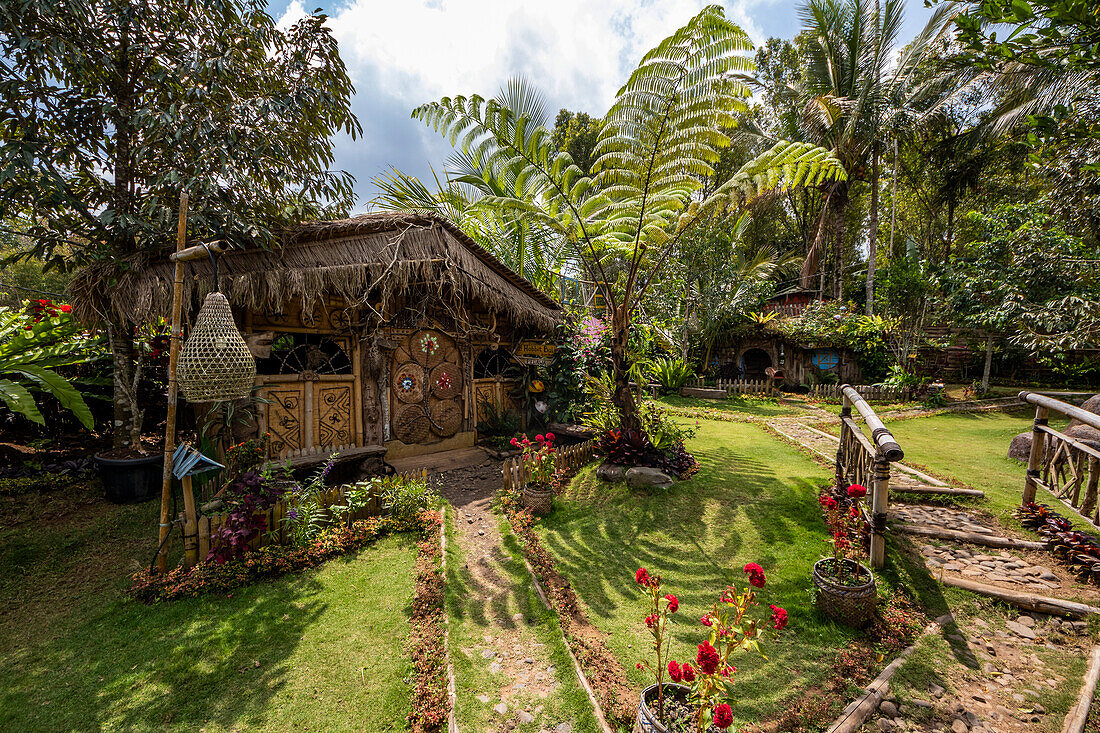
[635,683,691,733]
[813,557,877,627]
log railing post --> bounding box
[870,452,890,569]
[837,393,852,491]
[1024,401,1049,506]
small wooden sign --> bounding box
[514,341,557,362]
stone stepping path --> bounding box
[861,612,1092,733]
[437,462,587,733]
[893,505,997,535]
[919,545,1063,591]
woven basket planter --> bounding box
[522,483,553,515]
[812,558,877,628]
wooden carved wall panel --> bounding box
[266,386,305,457]
[315,383,353,449]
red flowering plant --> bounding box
[818,484,869,585]
[634,567,679,722]
[638,564,787,732]
[511,432,561,488]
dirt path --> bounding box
[437,462,585,733]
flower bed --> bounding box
[130,510,435,603]
[407,510,448,733]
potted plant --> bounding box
[634,565,786,732]
[813,484,877,627]
[513,432,559,515]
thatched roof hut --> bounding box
[70,212,560,331]
[71,213,562,466]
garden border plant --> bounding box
[407,509,449,733]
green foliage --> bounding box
[944,203,1100,353]
[551,109,601,173]
[475,400,523,448]
[650,357,694,395]
[381,476,436,532]
[0,305,101,429]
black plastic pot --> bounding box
[94,453,163,504]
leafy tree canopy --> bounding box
[0,0,361,272]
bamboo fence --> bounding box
[190,468,429,560]
[502,440,598,491]
[811,383,911,401]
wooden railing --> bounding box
[186,468,429,563]
[685,378,776,396]
[502,439,598,491]
[1020,391,1100,525]
[836,385,905,569]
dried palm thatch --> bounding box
[70,212,560,332]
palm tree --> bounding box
[413,5,846,430]
[372,79,571,293]
[794,0,957,311]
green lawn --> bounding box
[884,409,1075,521]
[656,393,813,419]
[536,419,873,728]
[0,478,419,732]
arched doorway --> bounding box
[740,348,772,380]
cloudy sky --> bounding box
[269,0,936,212]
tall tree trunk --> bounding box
[832,192,847,300]
[866,143,880,315]
[680,299,691,362]
[109,325,144,450]
[981,334,994,393]
[944,198,955,266]
[889,137,898,258]
[609,304,641,433]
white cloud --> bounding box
[281,0,765,116]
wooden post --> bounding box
[870,452,889,570]
[1024,402,1048,506]
[157,191,189,574]
[837,393,852,490]
[182,475,198,567]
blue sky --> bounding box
[268,1,937,212]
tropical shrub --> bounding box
[381,474,436,531]
[0,303,100,429]
[475,400,522,448]
[651,356,694,394]
[207,470,289,564]
[635,566,785,731]
[1015,502,1100,583]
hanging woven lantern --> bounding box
[177,292,256,403]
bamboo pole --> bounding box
[1063,645,1100,733]
[936,574,1100,618]
[899,524,1047,550]
[157,191,189,574]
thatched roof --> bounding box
[70,212,561,332]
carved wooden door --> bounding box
[390,329,464,444]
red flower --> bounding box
[635,567,651,586]
[681,662,695,682]
[664,594,679,613]
[697,641,720,674]
[822,496,838,509]
[668,660,682,682]
[713,703,734,729]
[536,434,545,442]
[770,604,788,630]
[545,432,555,442]
[743,562,766,588]
[699,614,712,626]
[645,614,657,629]
[636,662,644,669]
[59,304,72,313]
[847,484,867,499]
